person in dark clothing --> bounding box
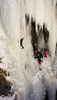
[41,48,48,57]
[34,50,43,59]
[37,51,43,58]
[37,53,43,64]
[20,38,24,49]
[34,50,43,64]
[41,48,44,57]
[38,57,42,64]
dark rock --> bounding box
[0,68,7,76]
[0,68,12,96]
[0,57,4,63]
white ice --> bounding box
[0,0,57,100]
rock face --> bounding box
[0,68,12,96]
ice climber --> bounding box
[34,50,43,64]
[44,48,47,57]
[37,53,43,64]
[20,38,24,49]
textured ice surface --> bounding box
[0,0,57,100]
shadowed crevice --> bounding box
[31,18,38,52]
[43,23,49,44]
[44,91,49,100]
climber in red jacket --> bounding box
[44,48,47,57]
[20,38,24,49]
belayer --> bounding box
[37,53,43,64]
[20,38,24,49]
[34,50,43,64]
[44,48,47,57]
[41,48,47,57]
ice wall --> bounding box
[0,0,57,100]
[25,0,57,59]
[0,0,57,58]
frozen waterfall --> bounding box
[0,0,57,100]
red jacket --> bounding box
[44,50,47,57]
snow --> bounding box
[0,0,57,100]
